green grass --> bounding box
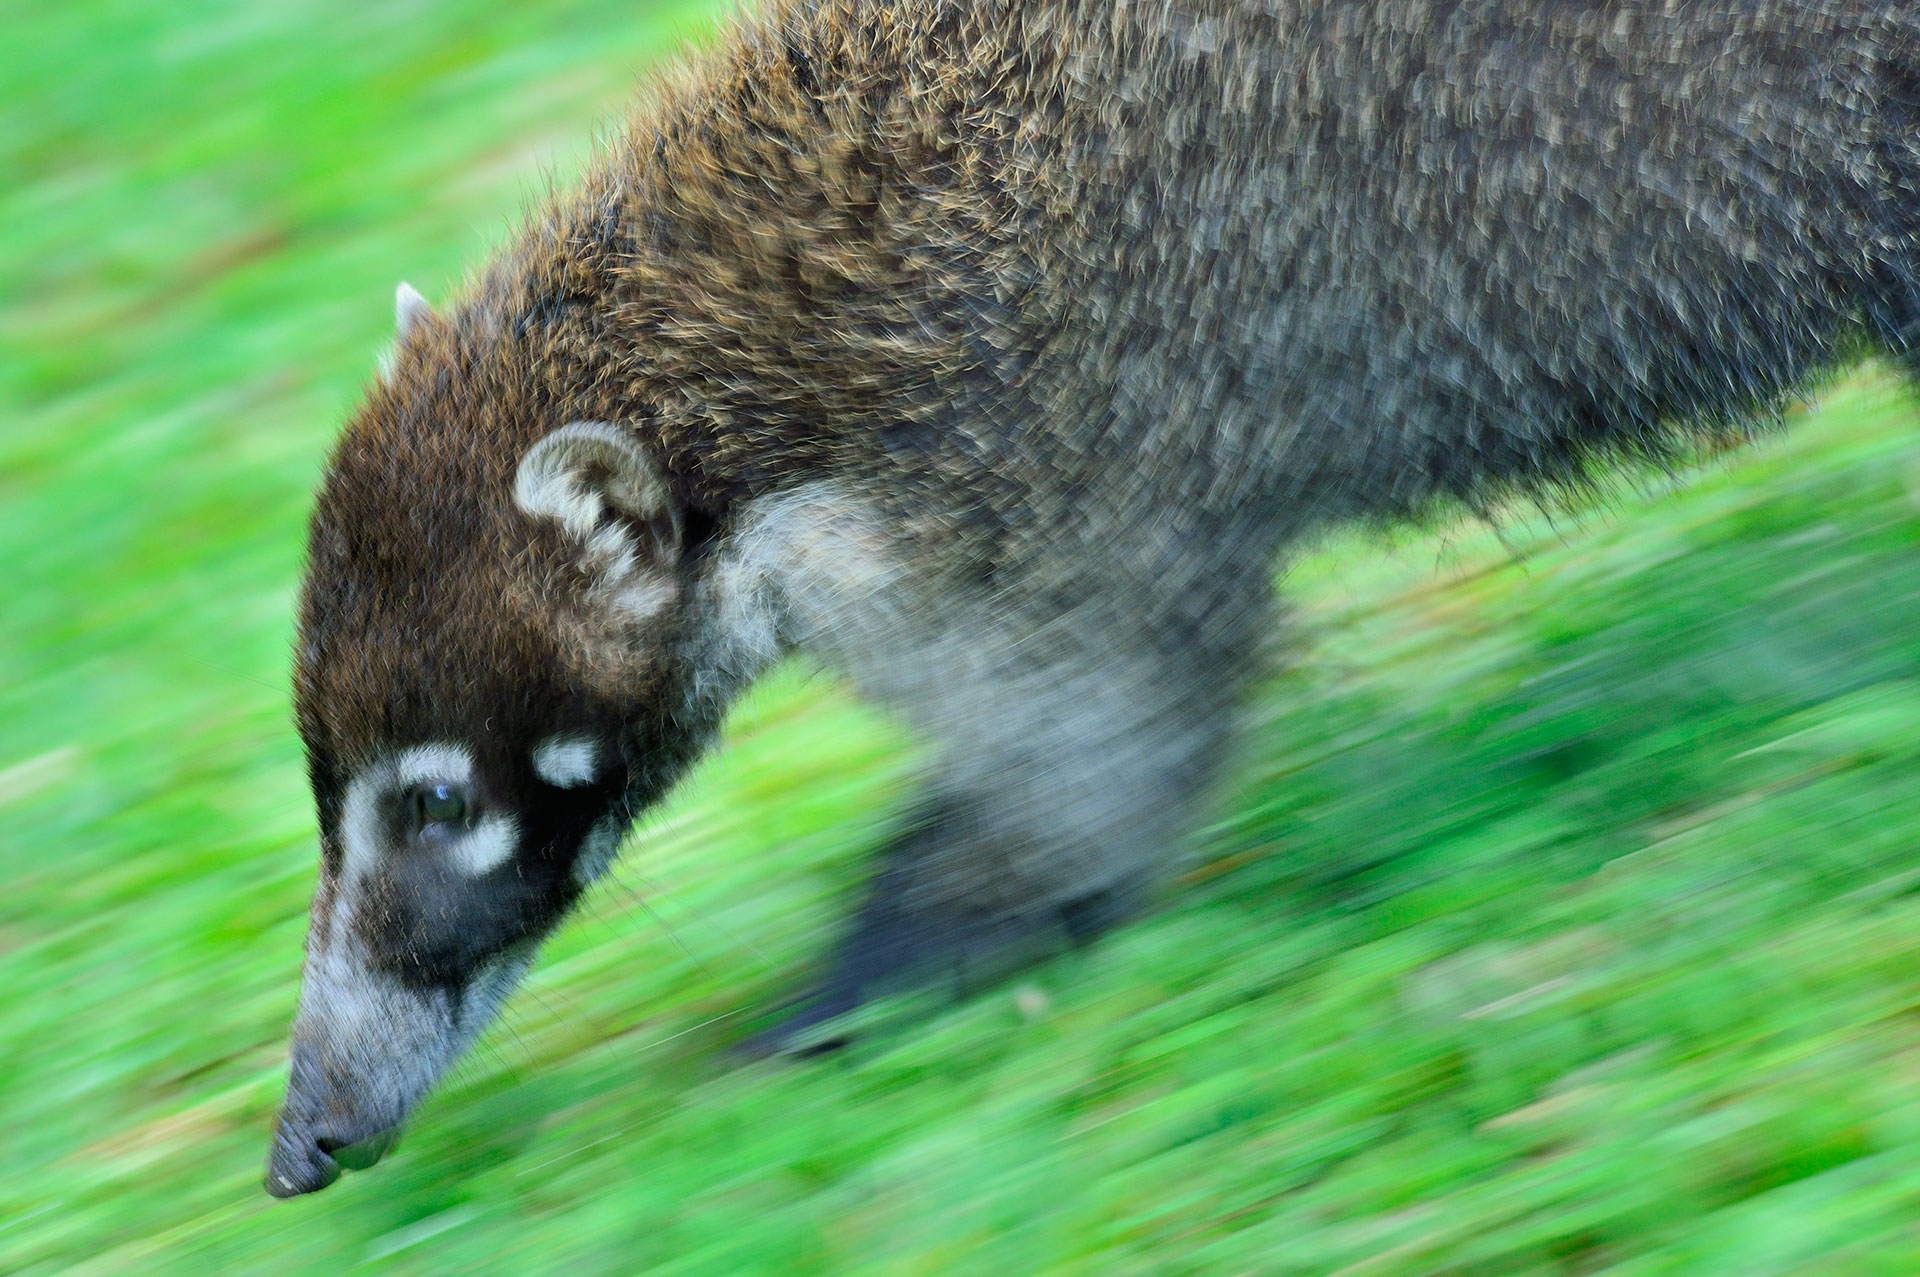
[10,3,1920,1271]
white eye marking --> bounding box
[532,735,600,789]
[450,816,518,877]
[390,744,476,787]
[572,815,625,888]
[339,743,477,883]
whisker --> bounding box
[627,870,779,974]
[184,653,287,695]
[615,879,712,977]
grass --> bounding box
[9,2,1920,1271]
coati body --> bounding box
[269,0,1920,1195]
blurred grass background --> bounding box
[9,2,1920,1271]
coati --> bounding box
[267,0,1920,1196]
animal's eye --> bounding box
[411,782,468,828]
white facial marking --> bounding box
[532,735,600,789]
[339,744,476,883]
[450,815,518,877]
[572,814,625,888]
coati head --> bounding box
[266,284,754,1197]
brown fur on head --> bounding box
[296,317,685,770]
[272,231,737,1197]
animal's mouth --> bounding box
[329,1127,400,1172]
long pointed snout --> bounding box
[262,910,459,1197]
[264,914,541,1197]
[263,986,444,1196]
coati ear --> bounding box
[395,282,432,336]
[514,422,684,599]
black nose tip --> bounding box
[265,1125,341,1198]
[268,1042,405,1196]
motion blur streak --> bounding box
[12,0,1920,1268]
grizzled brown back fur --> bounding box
[348,1,1920,507]
[274,0,1920,1195]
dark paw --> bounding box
[1058,881,1144,948]
[734,987,863,1060]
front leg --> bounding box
[744,796,1158,1054]
[745,571,1271,1054]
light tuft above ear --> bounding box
[395,282,432,336]
[514,422,683,582]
